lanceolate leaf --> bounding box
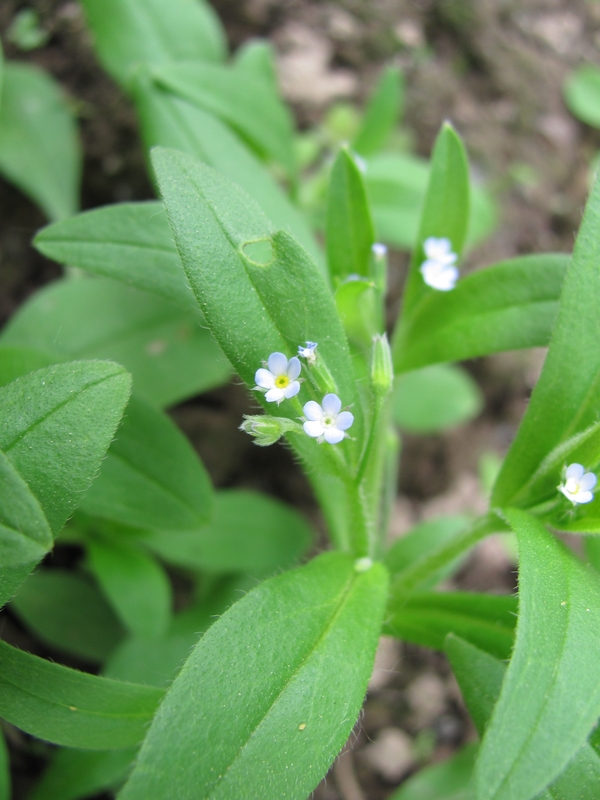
[389,742,477,800]
[151,147,362,548]
[131,77,323,267]
[385,592,517,660]
[493,172,600,508]
[0,728,9,800]
[476,510,600,800]
[80,394,213,531]
[11,569,126,662]
[0,346,56,387]
[326,146,375,283]
[0,277,229,407]
[393,254,569,373]
[564,65,600,128]
[79,0,225,87]
[142,489,312,573]
[88,538,172,638]
[0,361,130,532]
[118,553,388,800]
[446,635,600,800]
[0,639,163,749]
[395,123,470,318]
[34,202,193,309]
[353,66,403,157]
[0,62,80,220]
[152,62,296,175]
[29,747,136,800]
[0,449,52,568]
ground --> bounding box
[1,0,599,797]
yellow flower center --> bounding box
[275,374,290,389]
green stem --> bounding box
[391,512,508,596]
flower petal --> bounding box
[322,393,342,415]
[324,428,345,444]
[303,420,324,438]
[576,491,594,504]
[559,485,575,502]
[265,387,285,403]
[267,352,288,376]
[303,401,323,421]
[255,368,275,389]
[580,472,598,491]
[424,237,451,259]
[335,411,354,431]
[284,381,300,399]
[287,356,301,381]
[566,463,585,481]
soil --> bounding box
[1,0,599,798]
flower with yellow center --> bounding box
[559,463,597,505]
[254,352,301,404]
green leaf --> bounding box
[392,364,482,433]
[79,0,226,87]
[80,394,213,531]
[365,152,495,251]
[393,123,470,317]
[0,728,9,800]
[353,66,403,156]
[142,489,312,573]
[131,76,323,268]
[445,635,508,737]
[564,65,600,128]
[0,277,229,407]
[0,448,52,566]
[385,592,517,660]
[151,147,363,546]
[475,509,600,800]
[389,743,477,800]
[11,569,126,662]
[326,146,375,282]
[0,62,80,220]
[104,575,255,687]
[385,515,469,587]
[334,278,382,351]
[0,345,56,386]
[233,40,278,88]
[393,254,568,373]
[153,62,296,175]
[0,361,131,536]
[492,172,600,508]
[0,639,162,749]
[34,201,194,309]
[29,747,136,800]
[118,553,389,800]
[447,635,600,800]
[88,539,172,638]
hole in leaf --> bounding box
[242,238,274,266]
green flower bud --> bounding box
[240,415,304,446]
[370,334,393,396]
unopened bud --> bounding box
[370,334,393,396]
[240,415,303,446]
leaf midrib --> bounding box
[206,569,358,798]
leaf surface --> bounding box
[394,254,568,373]
[29,747,136,800]
[79,0,225,86]
[118,553,388,800]
[0,639,162,749]
[80,394,213,531]
[11,569,126,662]
[0,62,80,219]
[0,277,229,407]
[564,65,600,128]
[353,66,403,156]
[142,489,311,573]
[492,172,600,507]
[475,510,600,800]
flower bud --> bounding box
[370,334,393,397]
[240,415,303,446]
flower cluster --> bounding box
[559,463,597,505]
[252,347,353,445]
[420,236,459,291]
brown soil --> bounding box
[1,0,599,797]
